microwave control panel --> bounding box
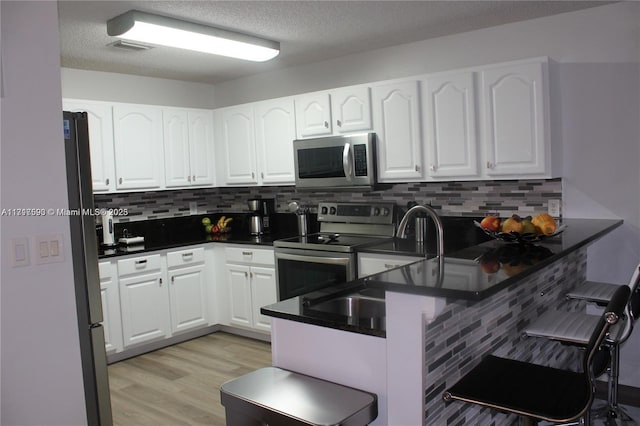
[353,144,368,177]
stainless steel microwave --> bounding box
[293,133,377,190]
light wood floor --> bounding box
[108,332,272,426]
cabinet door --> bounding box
[188,110,215,186]
[295,93,332,138]
[226,263,253,328]
[254,99,296,185]
[99,262,123,354]
[481,61,548,176]
[168,264,208,334]
[63,99,115,193]
[331,86,372,134]
[119,270,170,347]
[163,109,191,188]
[220,106,258,185]
[424,72,479,178]
[113,104,164,190]
[250,266,277,332]
[372,81,424,181]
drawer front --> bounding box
[225,246,275,266]
[98,261,113,279]
[167,247,205,268]
[117,254,162,276]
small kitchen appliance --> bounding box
[260,199,275,234]
[293,133,377,190]
[248,199,264,235]
[274,202,396,300]
[101,210,116,247]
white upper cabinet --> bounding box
[480,60,550,177]
[188,110,215,186]
[218,105,258,185]
[294,86,372,139]
[372,80,424,181]
[294,93,333,138]
[423,71,479,178]
[254,98,296,185]
[330,86,372,134]
[163,108,215,188]
[62,99,116,193]
[113,104,164,190]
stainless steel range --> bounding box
[274,202,396,300]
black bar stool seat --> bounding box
[443,285,630,425]
[566,280,621,306]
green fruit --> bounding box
[521,220,536,234]
[205,224,213,233]
[202,217,211,226]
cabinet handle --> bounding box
[188,175,191,182]
[119,177,123,184]
[261,172,264,179]
[486,161,494,169]
[105,178,109,185]
[415,165,420,172]
[324,121,329,128]
[182,252,193,259]
[251,172,255,179]
[171,276,175,284]
[242,251,253,256]
[135,259,147,266]
[192,175,196,182]
[336,119,342,127]
[384,263,400,269]
[430,164,436,172]
[250,272,253,278]
[159,278,163,286]
[244,272,249,277]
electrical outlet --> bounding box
[189,202,198,215]
[547,199,560,218]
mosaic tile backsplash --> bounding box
[95,179,561,223]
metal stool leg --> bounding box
[591,343,636,425]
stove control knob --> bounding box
[321,206,328,215]
[381,208,390,216]
[373,207,380,216]
[329,206,337,215]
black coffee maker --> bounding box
[260,199,275,233]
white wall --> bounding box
[213,2,639,107]
[1,2,87,424]
[61,68,216,108]
[213,2,640,387]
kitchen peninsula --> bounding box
[262,218,622,425]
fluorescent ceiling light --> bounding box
[107,10,280,62]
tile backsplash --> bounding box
[95,178,561,223]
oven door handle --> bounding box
[343,142,353,181]
[277,252,351,266]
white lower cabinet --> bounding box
[357,252,423,278]
[225,246,277,333]
[98,260,123,354]
[167,247,208,334]
[117,254,171,348]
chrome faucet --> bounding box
[396,204,444,258]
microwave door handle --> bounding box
[342,143,353,181]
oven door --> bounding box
[275,248,356,301]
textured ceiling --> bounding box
[57,1,610,85]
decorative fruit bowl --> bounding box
[202,216,233,235]
[474,213,566,244]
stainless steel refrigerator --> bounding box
[63,111,113,425]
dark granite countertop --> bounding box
[261,218,623,338]
[98,212,300,259]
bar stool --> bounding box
[524,263,640,423]
[443,286,629,425]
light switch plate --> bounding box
[33,234,64,264]
[548,199,560,218]
[189,202,198,214]
[9,238,30,267]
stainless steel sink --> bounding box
[311,295,385,318]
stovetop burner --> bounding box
[274,232,393,253]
